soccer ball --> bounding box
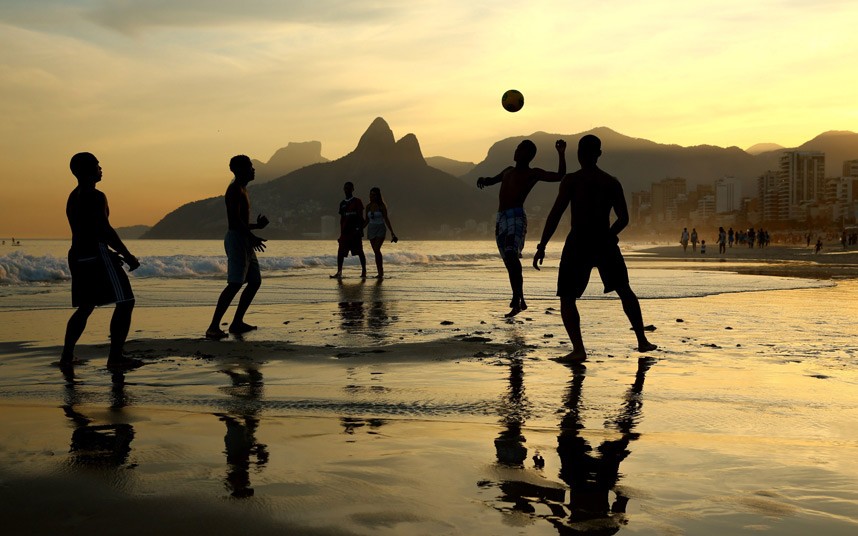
[502,89,524,112]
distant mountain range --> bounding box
[142,119,858,239]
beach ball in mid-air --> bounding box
[502,89,524,112]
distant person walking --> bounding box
[477,139,566,317]
[728,227,734,248]
[61,152,140,369]
[690,228,698,253]
[815,237,823,254]
[364,186,398,279]
[331,181,367,279]
[718,227,727,254]
[206,155,269,339]
[533,135,656,362]
[680,228,689,252]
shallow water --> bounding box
[0,241,856,534]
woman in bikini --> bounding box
[364,187,397,278]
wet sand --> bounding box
[1,276,857,534]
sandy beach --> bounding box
[1,242,857,535]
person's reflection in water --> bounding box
[549,359,653,534]
[337,279,366,334]
[62,368,135,469]
[494,355,530,467]
[366,278,391,341]
[215,366,269,498]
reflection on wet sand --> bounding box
[488,358,653,534]
[61,368,135,470]
[337,279,393,340]
[215,366,269,498]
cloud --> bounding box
[83,0,401,35]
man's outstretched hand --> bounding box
[252,235,267,253]
[256,214,269,229]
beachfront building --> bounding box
[780,151,825,221]
[825,176,858,224]
[843,159,858,178]
[759,170,790,223]
[651,177,686,223]
[715,177,742,214]
[630,190,652,224]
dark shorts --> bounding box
[69,244,134,307]
[557,238,629,298]
[225,230,261,285]
[338,232,364,256]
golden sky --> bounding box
[2,0,857,237]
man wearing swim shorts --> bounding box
[330,181,367,279]
[62,152,140,369]
[477,139,566,317]
[533,135,656,362]
[206,155,269,339]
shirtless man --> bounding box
[62,152,140,369]
[533,135,656,361]
[206,155,269,339]
[477,139,566,317]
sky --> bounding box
[2,0,857,237]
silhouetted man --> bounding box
[330,181,366,279]
[206,155,268,339]
[477,139,566,317]
[61,152,140,369]
[534,135,656,361]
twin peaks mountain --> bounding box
[144,118,488,239]
[143,119,858,239]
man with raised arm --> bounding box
[206,155,269,339]
[62,152,140,369]
[477,139,566,317]
[533,135,656,362]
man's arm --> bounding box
[99,194,139,271]
[476,168,511,189]
[533,176,572,270]
[608,182,629,238]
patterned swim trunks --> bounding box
[495,207,527,257]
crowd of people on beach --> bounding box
[60,136,658,370]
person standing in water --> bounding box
[331,181,367,279]
[206,155,269,339]
[477,139,566,317]
[364,186,398,279]
[62,152,140,369]
[533,135,656,362]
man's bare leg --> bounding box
[560,295,587,361]
[502,251,525,317]
[230,280,260,333]
[358,251,367,279]
[616,285,657,352]
[61,305,95,364]
[208,283,241,338]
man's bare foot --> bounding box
[375,274,384,279]
[206,327,228,340]
[637,341,658,352]
[519,297,528,312]
[229,322,257,334]
[556,349,587,363]
[360,273,367,279]
[630,324,657,332]
[330,272,342,279]
[504,306,522,318]
[106,357,145,370]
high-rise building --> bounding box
[780,151,825,220]
[714,177,742,214]
[651,178,686,222]
[758,170,789,222]
[843,159,858,178]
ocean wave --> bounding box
[0,251,69,284]
[0,251,498,283]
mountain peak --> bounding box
[354,117,395,154]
